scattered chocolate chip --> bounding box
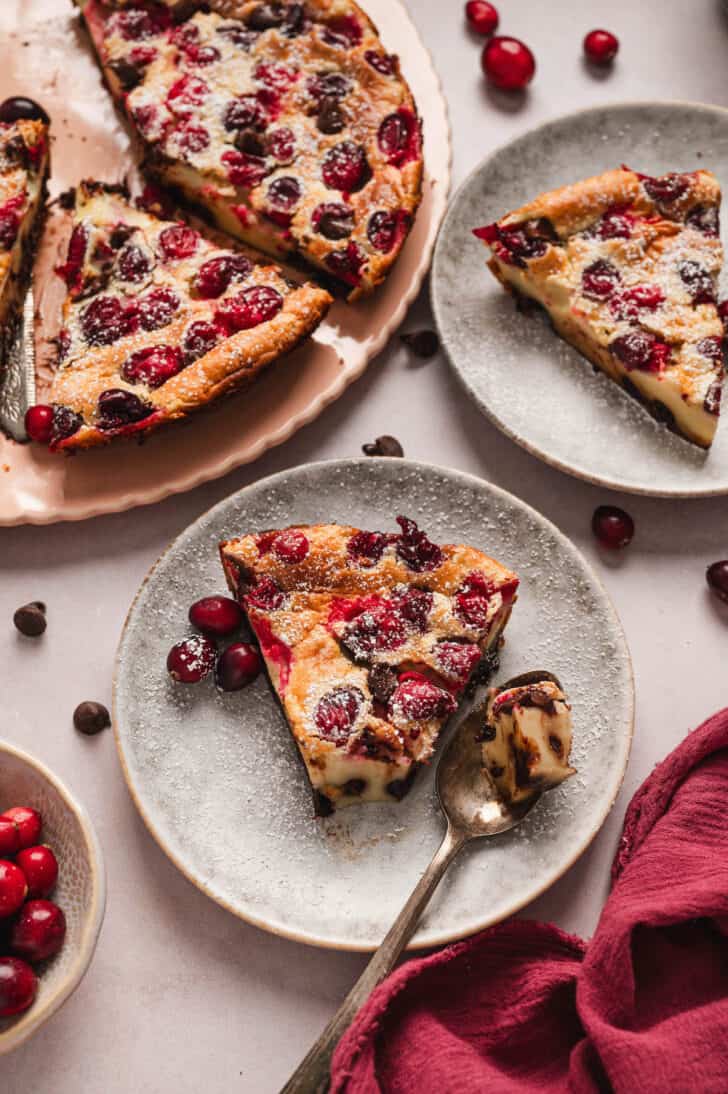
[362,435,404,458]
[400,329,439,359]
[317,97,345,135]
[13,602,46,637]
[367,664,398,705]
[73,701,111,736]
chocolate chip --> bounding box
[490,764,505,779]
[73,701,111,736]
[234,129,265,157]
[317,97,345,135]
[400,330,440,359]
[57,187,77,211]
[246,2,285,30]
[342,778,366,796]
[362,435,404,458]
[367,664,398,704]
[13,602,46,637]
[476,721,497,743]
[109,224,135,250]
[313,790,334,817]
[109,59,143,91]
[386,767,418,800]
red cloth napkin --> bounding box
[331,708,728,1093]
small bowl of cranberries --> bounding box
[0,740,105,1054]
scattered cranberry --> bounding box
[15,846,58,899]
[0,210,19,249]
[583,29,619,64]
[394,587,433,630]
[1,807,41,850]
[215,642,262,691]
[221,148,270,188]
[465,1,499,36]
[166,74,209,114]
[707,561,728,604]
[321,14,362,48]
[642,172,690,207]
[314,686,363,743]
[341,601,408,658]
[362,435,404,457]
[679,260,715,305]
[11,899,66,963]
[122,345,183,389]
[266,176,302,224]
[481,36,535,90]
[0,819,19,858]
[117,244,150,283]
[13,601,47,637]
[267,127,296,163]
[182,43,221,66]
[224,95,267,132]
[175,122,211,154]
[325,241,366,287]
[167,634,217,683]
[611,331,670,373]
[215,286,283,332]
[367,209,408,254]
[158,224,199,261]
[592,505,635,550]
[195,254,252,299]
[686,205,720,237]
[0,860,27,918]
[271,529,309,563]
[312,202,354,241]
[189,596,243,638]
[0,957,37,1017]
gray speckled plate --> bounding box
[113,459,634,951]
[433,101,728,498]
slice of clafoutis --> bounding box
[220,519,519,815]
[466,674,575,805]
[0,105,50,373]
[74,0,423,300]
[474,166,725,449]
[23,180,331,451]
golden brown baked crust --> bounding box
[475,167,725,448]
[44,180,330,450]
[220,520,518,812]
[76,0,423,300]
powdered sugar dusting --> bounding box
[115,459,633,949]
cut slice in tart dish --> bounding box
[74,0,423,300]
[24,180,331,451]
[220,518,519,814]
[0,107,50,374]
[474,167,725,449]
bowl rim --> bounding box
[0,738,106,1055]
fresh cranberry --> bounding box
[246,576,285,611]
[97,388,153,429]
[223,95,267,132]
[0,860,27,918]
[390,673,456,721]
[583,29,619,64]
[596,206,634,240]
[313,202,354,241]
[678,260,715,305]
[0,818,19,858]
[642,173,690,207]
[0,957,37,1017]
[341,602,408,658]
[167,634,217,683]
[55,223,88,292]
[138,286,180,331]
[271,529,309,563]
[581,259,620,300]
[266,176,302,225]
[611,331,670,373]
[221,148,270,188]
[377,110,420,167]
[10,899,66,963]
[267,127,295,163]
[15,845,58,899]
[481,36,535,90]
[365,50,395,75]
[1,807,41,850]
[189,596,243,637]
[81,295,134,346]
[395,516,443,572]
[195,254,252,298]
[117,244,150,283]
[24,404,54,444]
[166,74,209,114]
[0,210,19,249]
[347,530,388,566]
[121,344,183,388]
[182,43,221,66]
[175,122,210,154]
[215,285,283,332]
[707,561,728,604]
[592,505,635,549]
[50,405,83,444]
[465,1,499,36]
[322,141,369,192]
[436,640,481,684]
[394,587,433,630]
[325,241,366,287]
[314,686,363,743]
[158,224,199,261]
[686,204,720,237]
[215,642,262,691]
[321,14,362,48]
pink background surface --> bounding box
[4,1,728,1091]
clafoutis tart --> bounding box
[25,180,330,451]
[0,116,50,370]
[475,167,725,449]
[75,0,423,299]
[220,519,519,814]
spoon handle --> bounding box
[279,825,466,1094]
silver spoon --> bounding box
[280,671,563,1094]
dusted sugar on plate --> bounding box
[474,166,725,449]
[220,518,519,814]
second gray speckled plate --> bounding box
[114,459,633,951]
[433,101,728,497]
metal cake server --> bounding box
[281,670,563,1094]
[0,286,36,441]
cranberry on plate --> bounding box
[215,643,262,691]
[189,596,243,638]
[167,634,217,683]
[481,36,535,91]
